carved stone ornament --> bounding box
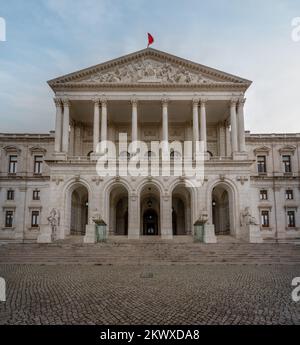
[77,58,222,85]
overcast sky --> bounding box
[0,0,300,134]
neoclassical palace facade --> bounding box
[0,48,299,243]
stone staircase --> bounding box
[0,240,299,265]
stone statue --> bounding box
[47,208,60,241]
[240,207,258,226]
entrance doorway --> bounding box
[212,186,230,235]
[143,209,158,235]
[140,184,160,236]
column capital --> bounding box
[192,98,200,106]
[100,96,107,106]
[62,98,71,107]
[161,97,169,106]
[131,97,138,106]
[53,97,62,107]
[200,98,208,105]
[92,96,101,105]
[230,98,238,107]
[238,97,246,106]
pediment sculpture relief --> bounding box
[78,59,221,84]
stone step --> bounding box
[0,242,299,265]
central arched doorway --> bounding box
[212,185,230,235]
[140,184,160,236]
[70,185,89,236]
[143,209,158,235]
[171,185,192,235]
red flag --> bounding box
[147,33,154,47]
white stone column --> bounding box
[161,97,169,156]
[131,98,138,153]
[54,98,63,152]
[62,99,70,153]
[230,99,238,153]
[69,120,75,156]
[218,122,226,156]
[93,98,100,153]
[225,120,231,156]
[100,97,107,153]
[200,98,207,152]
[161,194,173,239]
[128,193,140,239]
[237,98,246,152]
[192,98,199,155]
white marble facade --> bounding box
[0,48,299,243]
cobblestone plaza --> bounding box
[0,264,299,325]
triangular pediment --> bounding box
[48,48,251,90]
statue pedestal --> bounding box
[243,224,262,243]
[203,224,217,243]
[37,225,52,243]
[84,224,97,243]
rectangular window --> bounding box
[5,211,13,228]
[286,190,294,200]
[32,190,40,201]
[260,190,268,200]
[287,210,296,228]
[261,210,270,228]
[8,155,17,174]
[7,189,14,201]
[282,155,292,173]
[257,156,267,173]
[34,155,43,174]
[31,211,39,227]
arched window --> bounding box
[119,151,130,159]
[170,150,181,160]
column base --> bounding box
[232,151,249,160]
[161,232,173,240]
[84,224,97,243]
[128,233,140,240]
[52,152,67,160]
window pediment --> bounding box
[3,145,21,155]
[278,145,296,155]
[29,146,47,155]
[254,146,271,155]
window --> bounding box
[7,189,14,201]
[32,190,40,201]
[286,190,294,200]
[259,190,268,200]
[8,155,17,174]
[257,156,266,173]
[31,211,39,228]
[34,155,43,174]
[261,210,270,228]
[287,210,296,228]
[282,155,292,173]
[5,210,13,228]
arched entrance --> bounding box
[109,185,129,235]
[212,185,230,235]
[140,184,160,236]
[172,185,191,235]
[143,209,158,235]
[70,185,88,236]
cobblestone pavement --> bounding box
[0,264,299,325]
